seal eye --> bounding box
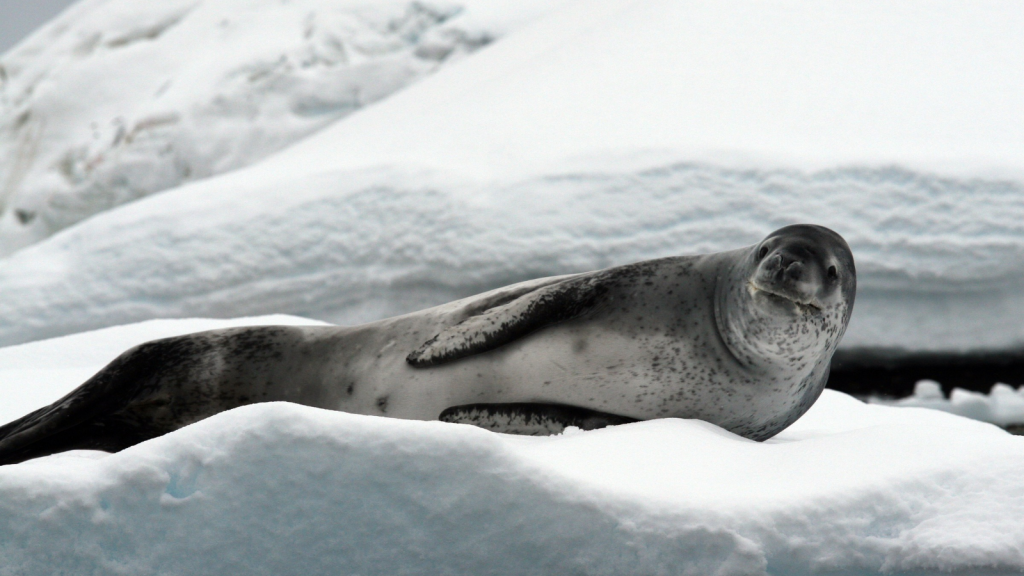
[758,246,769,259]
[827,265,837,280]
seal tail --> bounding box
[0,339,180,466]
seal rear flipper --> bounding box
[0,384,139,466]
[0,417,159,465]
[439,403,638,435]
[407,274,609,367]
[0,338,189,466]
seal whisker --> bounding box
[748,281,824,311]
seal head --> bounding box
[714,224,856,437]
[750,224,855,316]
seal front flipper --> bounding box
[439,403,638,435]
[407,274,609,367]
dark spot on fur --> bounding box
[376,395,389,413]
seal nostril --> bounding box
[785,261,803,281]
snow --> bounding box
[1,318,1023,575]
[871,380,1024,429]
[0,0,1021,351]
[2,1,1021,571]
[0,0,559,255]
[0,317,1021,574]
[266,0,1023,180]
[2,164,1024,352]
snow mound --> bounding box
[0,395,1021,575]
[872,380,1024,429]
[1,164,1023,351]
[0,0,556,255]
[1,317,1023,574]
[258,0,1023,181]
[0,0,1020,351]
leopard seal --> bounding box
[0,224,855,464]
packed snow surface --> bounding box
[872,380,1024,429]
[0,0,558,254]
[0,0,1021,352]
[1,318,1023,575]
[3,164,1024,352]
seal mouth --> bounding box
[748,281,823,312]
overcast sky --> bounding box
[0,0,79,54]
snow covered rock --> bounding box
[0,0,555,255]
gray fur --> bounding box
[0,224,855,464]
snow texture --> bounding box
[0,319,1023,575]
[872,380,1024,429]
[2,163,1024,353]
[0,317,1021,575]
[0,0,556,254]
[0,0,1021,352]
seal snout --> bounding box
[774,253,805,282]
[751,245,827,311]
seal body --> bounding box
[0,225,855,464]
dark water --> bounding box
[826,348,1024,398]
[826,348,1024,434]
